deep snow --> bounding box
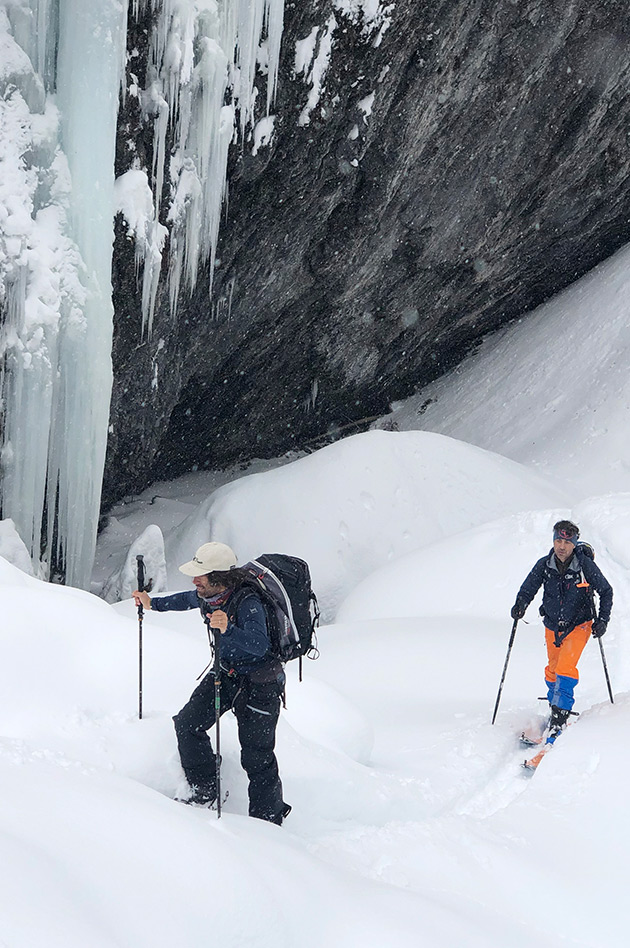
[2,248,630,946]
[383,242,630,499]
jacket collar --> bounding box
[546,549,579,572]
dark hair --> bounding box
[553,519,580,537]
[205,567,250,590]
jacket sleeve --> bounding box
[516,557,546,608]
[150,590,200,612]
[583,557,613,624]
[221,593,271,662]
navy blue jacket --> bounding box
[517,546,613,635]
[151,588,271,674]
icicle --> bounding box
[48,0,130,586]
[133,0,287,328]
[264,0,284,113]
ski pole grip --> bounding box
[136,555,146,618]
[137,555,146,593]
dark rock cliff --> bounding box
[103,0,630,507]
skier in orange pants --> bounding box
[511,521,613,744]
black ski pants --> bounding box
[173,664,286,823]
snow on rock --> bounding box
[252,114,276,155]
[333,0,394,44]
[357,90,375,120]
[114,168,167,336]
[101,523,168,604]
[0,519,35,575]
[114,168,155,237]
[294,26,319,75]
[165,429,567,618]
[296,15,337,127]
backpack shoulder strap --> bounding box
[226,582,264,621]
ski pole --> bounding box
[584,575,614,704]
[491,619,519,724]
[136,555,145,720]
[205,613,223,819]
[598,637,614,704]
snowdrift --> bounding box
[386,244,630,498]
[164,429,567,617]
[337,496,630,624]
[8,232,630,947]
[2,525,629,948]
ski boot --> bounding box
[546,705,570,745]
[176,783,217,808]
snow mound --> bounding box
[166,429,567,617]
[101,523,168,603]
[338,496,627,644]
[0,520,35,575]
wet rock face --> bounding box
[104,0,630,505]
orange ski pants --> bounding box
[544,621,592,709]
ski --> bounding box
[522,710,578,773]
[523,745,550,773]
[519,714,549,748]
[520,718,552,772]
[520,732,543,747]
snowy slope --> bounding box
[337,497,630,625]
[101,429,567,618]
[383,244,630,499]
[4,236,630,945]
[2,480,629,946]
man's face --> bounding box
[553,538,575,563]
[193,574,227,598]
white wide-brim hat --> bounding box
[179,542,237,576]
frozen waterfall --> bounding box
[1,0,286,587]
[0,0,128,588]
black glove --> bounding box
[511,600,526,621]
[592,618,607,638]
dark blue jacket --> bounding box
[517,546,613,636]
[151,588,271,674]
